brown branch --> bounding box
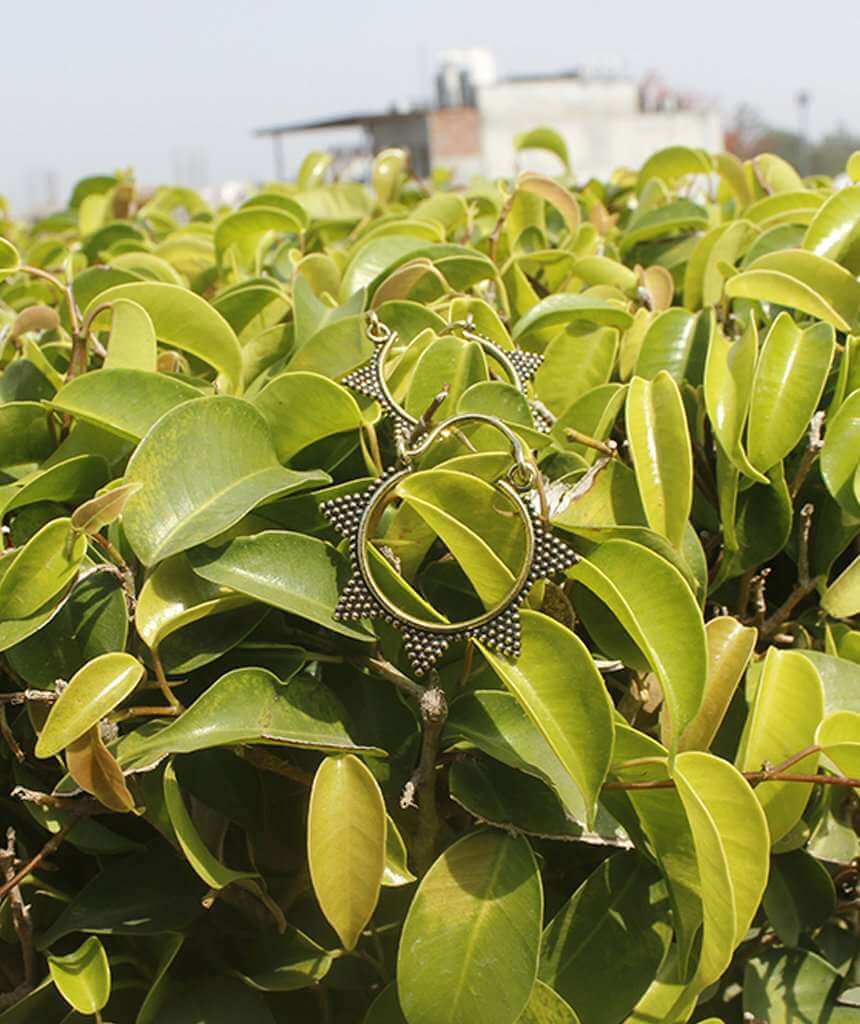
[0,807,90,903]
[150,647,182,710]
[759,505,819,642]
[352,655,426,701]
[564,428,618,458]
[89,532,136,612]
[790,412,825,500]
[0,706,24,762]
[401,686,447,875]
[0,690,57,706]
[1,829,35,992]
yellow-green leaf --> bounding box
[36,652,145,757]
[625,372,693,548]
[48,936,111,1014]
[307,754,386,950]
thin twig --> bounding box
[0,808,90,903]
[605,771,860,792]
[1,830,35,992]
[89,532,136,612]
[0,690,57,706]
[150,647,182,710]
[790,412,825,500]
[489,192,514,263]
[759,504,819,641]
[564,428,618,458]
[0,706,25,761]
[236,747,313,786]
[353,656,426,701]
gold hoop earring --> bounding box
[322,413,577,675]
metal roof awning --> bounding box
[254,108,430,138]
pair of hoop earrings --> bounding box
[323,315,576,676]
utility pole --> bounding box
[796,91,811,175]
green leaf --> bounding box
[7,571,127,687]
[514,127,571,170]
[540,853,671,1024]
[763,850,836,946]
[187,530,372,641]
[625,372,692,548]
[803,184,860,261]
[816,710,860,781]
[215,206,302,265]
[101,298,158,371]
[0,517,86,620]
[620,200,709,254]
[254,371,367,462]
[397,831,542,1024]
[163,759,259,889]
[637,146,712,191]
[726,249,860,332]
[512,294,632,341]
[823,554,860,618]
[50,368,204,441]
[704,318,767,483]
[232,925,334,991]
[744,949,845,1024]
[307,753,385,950]
[736,648,825,841]
[71,481,142,534]
[444,690,596,823]
[122,396,328,564]
[383,815,416,887]
[35,652,145,757]
[747,313,834,473]
[478,610,615,826]
[0,236,21,278]
[135,553,253,650]
[37,843,205,948]
[517,981,581,1023]
[664,751,769,1017]
[47,936,110,1014]
[84,282,243,393]
[0,401,54,468]
[1,454,110,516]
[821,388,860,518]
[122,669,381,770]
[679,616,757,751]
[634,308,706,384]
[568,539,707,750]
[155,975,277,1024]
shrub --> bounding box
[0,141,858,1023]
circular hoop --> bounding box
[354,468,536,635]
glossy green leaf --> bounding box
[823,554,860,618]
[816,710,860,782]
[0,401,54,468]
[637,146,712,191]
[0,235,21,277]
[71,480,142,533]
[51,368,203,441]
[625,372,692,548]
[540,853,671,1024]
[163,759,258,889]
[307,753,385,950]
[35,652,144,756]
[188,530,372,640]
[821,388,860,517]
[122,669,380,770]
[383,815,416,887]
[0,517,86,620]
[1,454,109,516]
[744,949,845,1024]
[47,936,110,1014]
[763,850,836,946]
[567,539,707,750]
[85,282,244,393]
[101,297,158,371]
[679,616,757,751]
[736,648,825,841]
[704,318,767,483]
[122,396,328,564]
[254,371,367,461]
[803,184,860,261]
[726,249,860,332]
[479,610,614,826]
[512,294,632,341]
[747,313,834,473]
[398,831,542,1024]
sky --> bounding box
[3,0,859,214]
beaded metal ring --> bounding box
[342,312,548,446]
[321,413,577,676]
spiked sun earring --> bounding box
[342,312,549,445]
[321,413,577,676]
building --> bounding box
[255,50,723,183]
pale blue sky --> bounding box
[4,0,859,213]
